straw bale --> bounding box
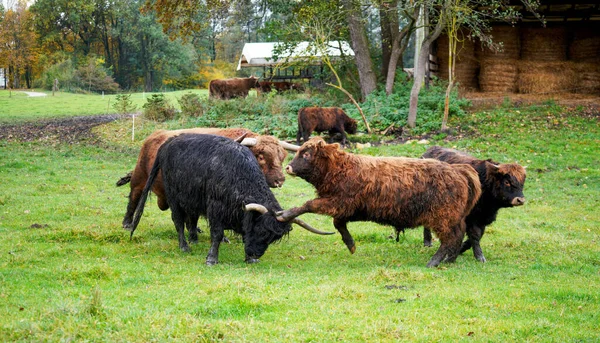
[479,59,518,93]
[569,27,600,62]
[572,63,600,94]
[475,25,520,60]
[517,61,577,94]
[521,27,567,62]
[436,35,479,90]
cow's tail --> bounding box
[456,163,482,216]
[116,171,132,186]
[130,154,162,239]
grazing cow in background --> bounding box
[422,146,527,262]
[209,76,259,100]
[117,127,299,233]
[258,81,305,95]
[296,107,357,146]
[277,137,482,268]
[130,134,331,264]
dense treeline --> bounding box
[0,0,418,94]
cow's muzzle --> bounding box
[511,197,526,206]
[285,165,296,176]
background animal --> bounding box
[209,77,259,99]
[277,137,482,267]
[130,134,329,265]
[422,146,526,262]
[118,127,299,234]
[296,107,357,146]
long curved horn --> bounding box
[291,217,335,235]
[279,140,300,152]
[240,138,258,147]
[234,132,249,143]
[244,203,268,214]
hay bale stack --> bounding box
[521,27,568,61]
[517,61,577,94]
[569,27,600,62]
[437,35,479,90]
[479,59,518,93]
[573,63,600,94]
[476,25,520,60]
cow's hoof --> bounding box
[245,257,260,264]
[424,241,432,247]
[206,259,218,266]
[348,245,356,254]
[122,223,133,231]
[222,236,230,244]
[475,255,487,263]
[180,246,190,252]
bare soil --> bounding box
[0,114,130,144]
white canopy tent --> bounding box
[237,41,354,70]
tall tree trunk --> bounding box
[408,5,447,128]
[342,0,377,100]
[385,6,419,95]
[379,1,395,79]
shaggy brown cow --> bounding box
[422,146,526,262]
[209,77,259,100]
[117,127,300,231]
[276,137,482,267]
[296,107,357,146]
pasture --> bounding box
[0,91,599,341]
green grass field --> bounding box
[0,92,598,341]
[0,89,209,123]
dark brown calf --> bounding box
[277,137,482,267]
[296,107,357,146]
[118,128,299,232]
[422,146,526,262]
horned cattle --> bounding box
[422,146,526,262]
[277,137,482,267]
[296,107,357,146]
[118,128,299,232]
[209,77,259,100]
[130,134,331,265]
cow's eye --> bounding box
[257,154,266,164]
[504,180,511,187]
[303,152,311,160]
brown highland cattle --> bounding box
[296,107,357,146]
[117,128,299,231]
[422,146,526,262]
[209,77,259,100]
[276,137,482,267]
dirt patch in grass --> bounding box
[0,114,131,144]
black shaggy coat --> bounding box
[422,146,526,262]
[131,134,292,264]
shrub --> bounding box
[113,94,137,114]
[143,94,176,122]
[178,92,207,117]
[73,60,120,94]
[34,59,75,91]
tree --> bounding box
[0,0,37,89]
[342,0,377,100]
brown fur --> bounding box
[257,81,304,95]
[422,146,526,262]
[279,137,482,267]
[120,128,288,229]
[209,77,259,100]
[296,107,357,146]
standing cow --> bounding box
[118,127,299,235]
[130,134,331,265]
[422,146,526,262]
[209,76,259,100]
[276,137,482,267]
[296,107,357,146]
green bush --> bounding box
[73,60,120,94]
[112,94,137,114]
[142,94,176,121]
[178,92,208,118]
[34,59,75,91]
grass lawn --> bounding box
[0,89,209,123]
[0,97,598,341]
